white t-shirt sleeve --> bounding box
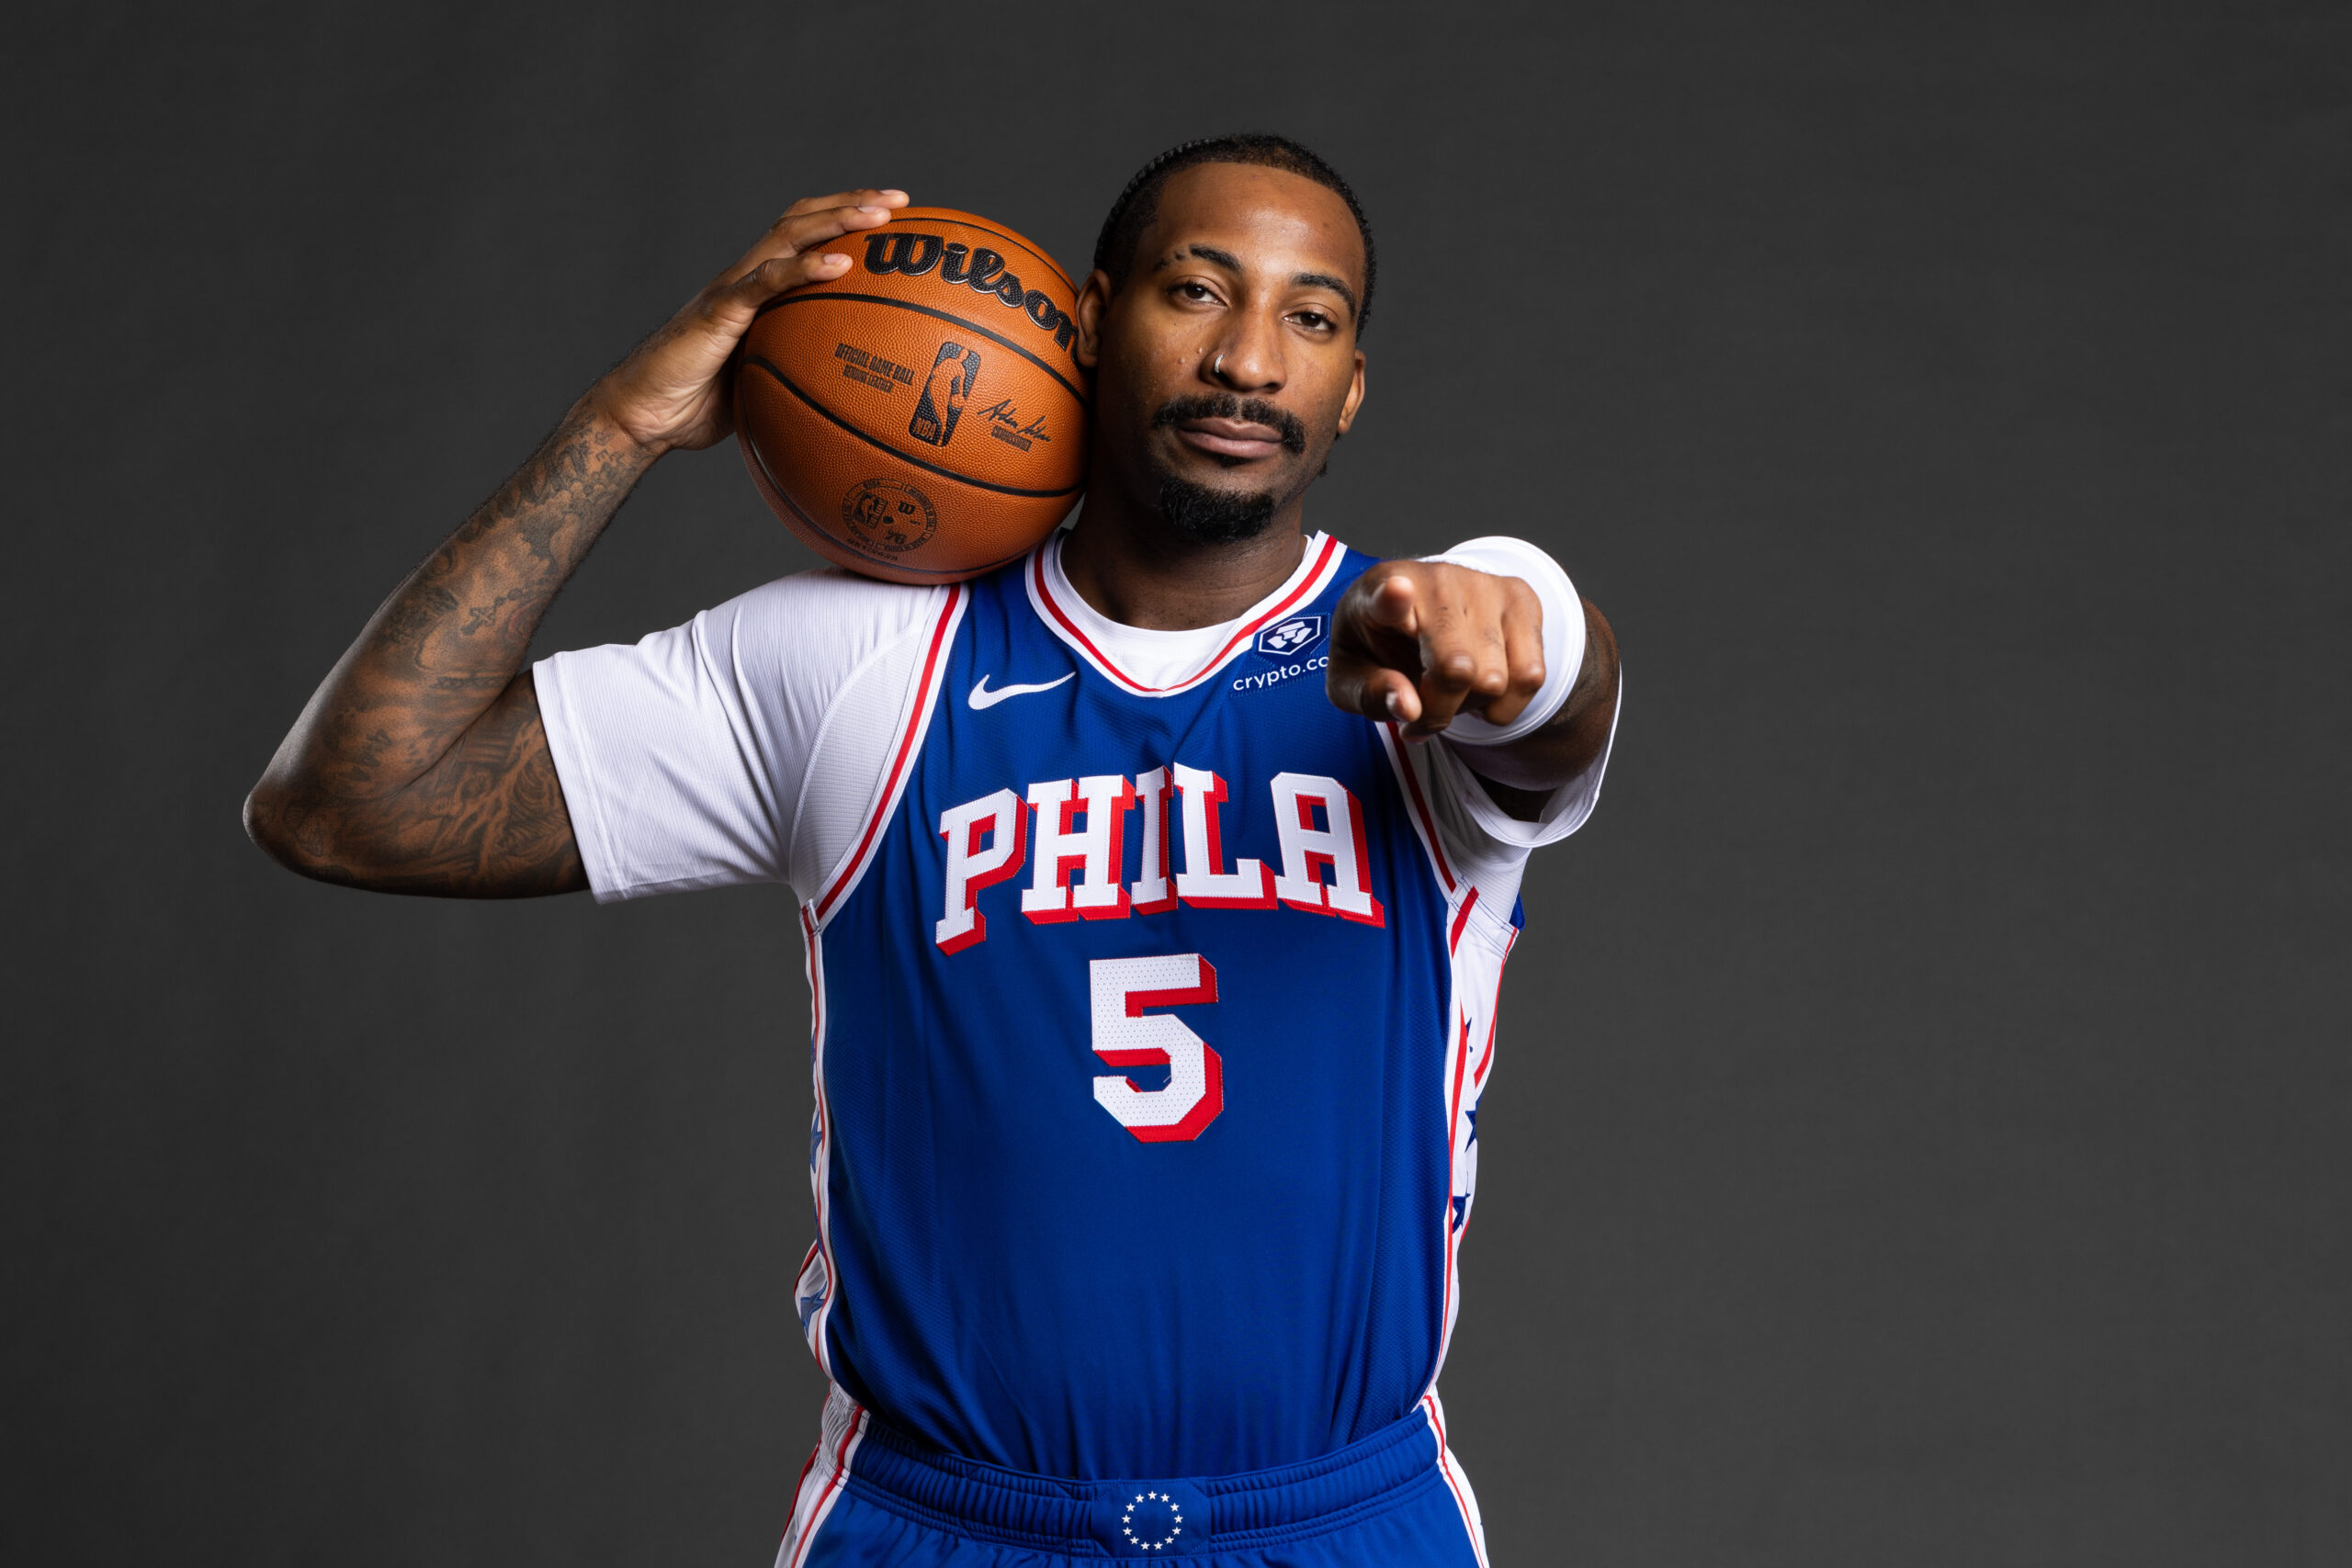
[533,570,944,904]
[1411,536,1618,881]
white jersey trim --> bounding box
[1026,530,1348,696]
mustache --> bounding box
[1150,394,1309,456]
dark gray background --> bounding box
[6,3,2346,1563]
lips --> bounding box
[1150,395,1311,462]
[1176,418,1290,460]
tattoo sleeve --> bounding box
[246,402,656,897]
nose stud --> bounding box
[1212,352,1224,378]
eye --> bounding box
[1173,281,1220,305]
[1290,308,1337,333]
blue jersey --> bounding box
[790,536,1522,1482]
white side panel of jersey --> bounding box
[1377,723,1531,1397]
[775,1383,870,1568]
[795,907,841,1379]
[793,587,967,1382]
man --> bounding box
[248,134,1621,1566]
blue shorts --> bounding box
[775,1388,1489,1566]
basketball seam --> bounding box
[754,293,1089,406]
[747,356,1083,500]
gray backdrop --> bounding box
[6,3,2346,1563]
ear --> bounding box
[1335,348,1366,436]
[1072,269,1114,370]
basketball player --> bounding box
[247,136,1622,1565]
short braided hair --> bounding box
[1091,133,1376,333]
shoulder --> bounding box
[534,566,952,777]
[712,567,949,660]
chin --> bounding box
[1156,473,1282,546]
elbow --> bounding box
[243,773,346,884]
[242,774,302,872]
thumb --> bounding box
[1324,649,1425,727]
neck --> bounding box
[1057,485,1310,631]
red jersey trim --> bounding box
[1027,533,1347,697]
[1447,886,1482,953]
[1377,723,1459,897]
[812,584,967,924]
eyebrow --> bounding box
[1155,245,1361,321]
[1291,271,1359,320]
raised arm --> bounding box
[243,188,909,895]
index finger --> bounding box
[725,190,910,281]
[780,188,910,221]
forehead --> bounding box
[1141,162,1364,287]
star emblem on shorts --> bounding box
[1119,1489,1183,1551]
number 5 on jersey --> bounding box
[1091,954,1223,1143]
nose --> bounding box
[1204,309,1283,392]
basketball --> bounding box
[734,208,1091,583]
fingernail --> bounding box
[857,204,889,213]
[1385,691,1402,717]
[879,189,908,200]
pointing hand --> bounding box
[1325,561,1546,741]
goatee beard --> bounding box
[1157,476,1279,546]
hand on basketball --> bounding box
[585,188,910,456]
[1326,562,1547,740]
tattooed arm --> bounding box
[243,187,910,897]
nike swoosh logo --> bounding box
[968,672,1075,710]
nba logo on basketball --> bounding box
[910,343,980,446]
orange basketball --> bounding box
[735,207,1091,583]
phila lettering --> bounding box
[934,764,1384,953]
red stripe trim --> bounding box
[1422,1394,1478,1534]
[787,1404,865,1568]
[785,1442,820,1527]
[814,585,963,919]
[1447,886,1481,953]
[1442,1013,1472,1329]
[1472,926,1517,1087]
[1385,724,1457,892]
[1032,535,1343,695]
